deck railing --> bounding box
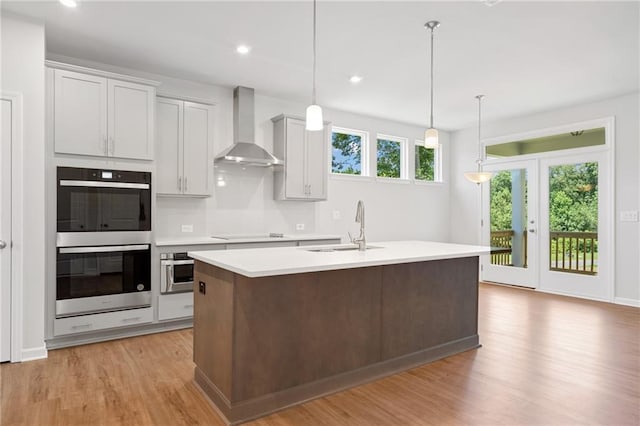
[490,230,598,275]
[549,231,598,275]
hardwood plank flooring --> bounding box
[1,283,638,425]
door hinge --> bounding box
[481,219,484,227]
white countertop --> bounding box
[156,234,341,247]
[188,240,491,278]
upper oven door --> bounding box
[57,167,151,232]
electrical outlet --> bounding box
[181,224,194,233]
[620,211,639,222]
[296,223,305,231]
[332,210,341,220]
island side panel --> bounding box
[230,267,383,403]
[193,262,235,400]
[381,257,479,360]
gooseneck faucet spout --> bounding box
[350,200,366,251]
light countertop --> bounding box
[189,240,491,278]
[156,234,341,247]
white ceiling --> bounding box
[2,1,639,130]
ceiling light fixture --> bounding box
[424,20,440,148]
[59,0,77,7]
[464,95,493,184]
[349,75,363,84]
[305,0,323,131]
[236,45,250,55]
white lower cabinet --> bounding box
[158,292,194,321]
[54,307,153,336]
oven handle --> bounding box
[59,180,150,190]
[59,244,150,254]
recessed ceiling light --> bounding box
[349,75,363,84]
[236,45,251,55]
[483,0,502,6]
[59,0,77,8]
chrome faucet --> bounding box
[349,200,366,251]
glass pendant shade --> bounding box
[424,128,439,148]
[305,104,323,131]
[464,171,493,184]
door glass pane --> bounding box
[548,162,598,275]
[490,169,528,268]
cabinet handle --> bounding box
[308,184,311,196]
[184,177,188,192]
[102,136,108,156]
[108,137,114,156]
[183,304,194,309]
[178,176,182,192]
[121,316,142,323]
[71,324,92,330]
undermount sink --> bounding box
[305,245,382,252]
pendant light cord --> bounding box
[312,0,317,105]
[476,95,484,172]
[429,26,434,129]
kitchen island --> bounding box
[189,240,490,425]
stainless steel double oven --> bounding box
[56,167,152,318]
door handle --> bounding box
[0,240,6,249]
[528,228,536,233]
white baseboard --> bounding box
[614,297,640,308]
[21,345,48,362]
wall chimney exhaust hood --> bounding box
[214,86,283,167]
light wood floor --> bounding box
[1,283,639,425]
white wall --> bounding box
[49,54,451,244]
[1,14,47,358]
[449,92,640,303]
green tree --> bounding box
[332,133,361,174]
[377,139,401,178]
[490,171,513,231]
[415,146,435,180]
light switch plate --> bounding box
[296,223,305,231]
[332,210,341,220]
[181,224,194,233]
[620,211,639,222]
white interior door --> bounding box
[539,151,611,301]
[481,159,538,288]
[1,98,12,362]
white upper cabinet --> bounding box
[156,97,213,197]
[272,114,329,201]
[108,79,154,160]
[54,70,108,157]
[52,67,156,160]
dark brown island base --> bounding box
[189,241,488,425]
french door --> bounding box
[481,151,612,301]
[481,160,538,288]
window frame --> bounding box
[330,126,370,178]
[375,133,409,181]
[414,139,442,183]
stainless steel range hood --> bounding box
[214,86,283,167]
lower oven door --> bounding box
[161,260,194,294]
[56,244,151,317]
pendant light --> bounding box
[305,0,323,131]
[464,95,493,184]
[424,20,440,148]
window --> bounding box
[415,140,440,182]
[331,127,368,176]
[376,135,407,179]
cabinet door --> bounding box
[183,102,212,196]
[108,79,154,160]
[156,98,183,194]
[54,70,108,156]
[284,118,307,199]
[305,124,328,200]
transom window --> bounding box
[376,134,407,179]
[415,140,441,182]
[331,127,369,176]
